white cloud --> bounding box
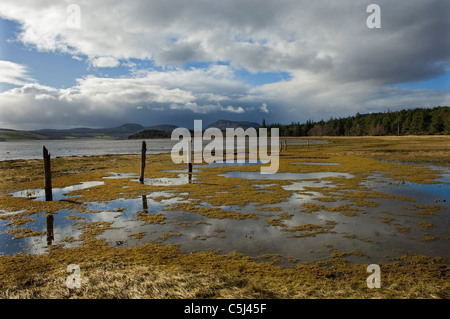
[0,0,448,128]
[35,93,56,100]
[0,66,252,129]
[223,105,245,114]
[0,0,447,79]
[90,56,120,68]
[0,60,35,85]
[260,103,269,113]
[169,102,244,114]
[1,61,448,129]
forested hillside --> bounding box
[265,106,450,136]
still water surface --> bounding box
[0,139,448,265]
[1,165,448,264]
[0,138,321,161]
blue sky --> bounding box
[0,19,86,89]
[394,70,450,91]
[0,18,293,91]
[0,0,448,130]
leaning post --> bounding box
[43,146,53,201]
[139,141,147,183]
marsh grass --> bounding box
[5,227,44,239]
[0,242,448,299]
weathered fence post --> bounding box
[43,146,52,201]
[187,139,192,173]
[139,141,147,183]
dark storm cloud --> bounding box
[335,0,450,84]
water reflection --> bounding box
[0,209,83,255]
[221,171,353,181]
[104,172,139,179]
[11,181,105,201]
[133,173,196,186]
[0,139,328,161]
[46,214,54,246]
[1,166,449,265]
[142,195,148,212]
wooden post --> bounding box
[187,139,192,173]
[139,141,147,183]
[284,140,287,151]
[43,146,52,201]
[142,195,148,212]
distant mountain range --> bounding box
[206,120,260,131]
[0,120,260,141]
[128,120,260,139]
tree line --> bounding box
[263,106,450,136]
[129,129,172,139]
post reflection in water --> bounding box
[142,195,149,213]
[46,213,54,246]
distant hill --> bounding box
[128,120,262,139]
[0,120,261,141]
[144,124,179,132]
[31,123,145,140]
[127,124,179,139]
[206,120,260,131]
[0,123,183,141]
[101,123,145,136]
[128,130,172,139]
[0,129,48,141]
[0,124,147,141]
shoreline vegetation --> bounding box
[0,136,449,299]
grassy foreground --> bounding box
[0,136,449,299]
[0,240,448,299]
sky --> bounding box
[0,0,449,130]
